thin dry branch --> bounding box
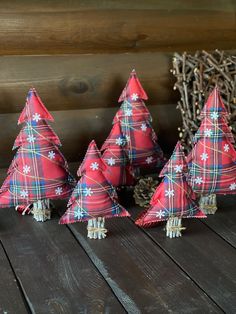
[172,50,236,152]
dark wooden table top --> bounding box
[0,190,235,313]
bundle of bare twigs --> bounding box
[171,50,236,152]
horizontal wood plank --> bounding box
[127,197,236,313]
[0,104,181,168]
[0,53,176,113]
[58,210,220,313]
[202,195,236,248]
[0,208,124,313]
[0,242,28,314]
[1,0,235,12]
[0,8,235,54]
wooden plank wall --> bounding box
[0,0,235,168]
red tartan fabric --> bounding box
[102,147,135,187]
[112,70,164,168]
[59,140,130,224]
[0,88,75,208]
[0,142,75,207]
[18,88,54,124]
[188,87,236,194]
[77,140,107,177]
[200,87,229,118]
[118,69,148,102]
[14,120,61,149]
[101,122,135,186]
[193,117,235,144]
[136,142,206,227]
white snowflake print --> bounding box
[84,187,93,197]
[55,187,63,195]
[131,93,139,101]
[115,137,123,146]
[200,152,208,161]
[165,189,175,198]
[23,165,31,174]
[204,129,212,137]
[27,135,36,143]
[224,144,230,152]
[90,162,99,171]
[156,209,165,219]
[48,151,56,159]
[75,209,84,219]
[126,135,130,142]
[229,183,236,191]
[124,109,133,116]
[146,156,153,164]
[195,177,203,185]
[20,190,28,198]
[210,112,219,120]
[32,113,41,122]
[141,123,147,132]
[107,157,116,166]
[174,164,183,173]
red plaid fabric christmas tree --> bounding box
[0,88,75,221]
[101,121,135,187]
[113,69,164,169]
[136,142,206,237]
[187,87,236,213]
[60,140,130,239]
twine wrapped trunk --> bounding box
[166,217,186,238]
[199,194,217,215]
[171,50,236,153]
[32,199,51,222]
[87,217,107,239]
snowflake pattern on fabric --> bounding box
[136,142,206,227]
[0,88,76,208]
[59,140,130,224]
[188,87,236,194]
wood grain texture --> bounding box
[0,0,235,12]
[127,197,236,313]
[0,53,176,113]
[0,104,181,168]
[202,195,236,249]
[59,210,220,313]
[0,243,28,314]
[0,5,235,54]
[0,208,124,313]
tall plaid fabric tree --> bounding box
[136,142,206,238]
[101,121,135,187]
[113,69,164,173]
[188,87,236,214]
[0,88,75,222]
[59,140,130,239]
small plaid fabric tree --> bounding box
[101,121,135,187]
[59,140,130,239]
[113,69,164,172]
[136,141,206,238]
[188,87,236,214]
[0,88,75,222]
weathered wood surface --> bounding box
[128,196,236,313]
[1,165,236,313]
[0,104,181,168]
[0,4,235,55]
[60,206,219,313]
[202,195,236,249]
[0,208,124,313]
[0,53,175,113]
[0,242,28,314]
[1,0,235,12]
